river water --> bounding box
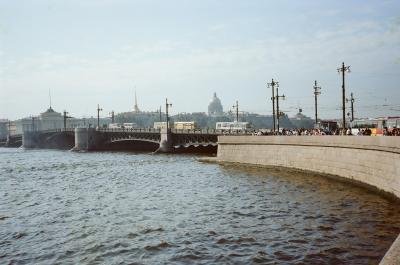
[0,148,399,265]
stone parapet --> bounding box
[218,136,400,198]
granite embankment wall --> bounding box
[216,135,400,264]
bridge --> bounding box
[20,127,253,153]
[22,128,75,150]
[0,134,23,148]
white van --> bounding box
[123,123,137,129]
[109,123,122,129]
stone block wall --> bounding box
[217,135,400,198]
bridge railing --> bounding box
[23,128,75,133]
[171,128,257,135]
[98,128,161,133]
[7,133,22,137]
[97,127,256,135]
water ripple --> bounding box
[0,148,399,264]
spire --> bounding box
[135,91,137,108]
[49,88,52,108]
[133,89,140,113]
[47,88,54,112]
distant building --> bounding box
[0,119,8,140]
[39,107,64,130]
[208,92,223,116]
[14,106,64,133]
[15,116,39,133]
[12,106,111,134]
[289,109,314,129]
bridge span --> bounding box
[0,134,23,148]
[72,127,226,153]
[21,127,252,153]
[22,129,75,149]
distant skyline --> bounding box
[1,0,399,120]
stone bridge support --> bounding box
[22,131,40,148]
[156,128,173,153]
[5,134,23,148]
[73,128,106,151]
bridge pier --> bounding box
[23,131,40,148]
[73,128,89,151]
[5,134,23,148]
[72,128,104,151]
[156,128,173,153]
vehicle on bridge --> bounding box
[154,122,168,130]
[108,123,138,129]
[122,123,137,129]
[109,123,122,129]
[216,122,252,132]
[174,121,197,130]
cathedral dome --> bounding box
[208,92,223,116]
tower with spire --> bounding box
[46,88,55,113]
[133,90,141,113]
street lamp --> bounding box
[165,98,172,131]
[97,104,103,128]
[31,116,35,131]
[267,79,279,132]
[109,110,115,124]
[276,93,285,132]
[232,101,239,122]
[63,110,72,130]
[313,80,321,125]
[337,62,350,129]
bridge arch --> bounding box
[103,138,159,152]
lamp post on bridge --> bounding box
[97,104,103,128]
[337,62,350,129]
[267,79,279,133]
[313,80,321,126]
[165,98,172,131]
[109,110,115,124]
[63,110,72,130]
[31,116,35,131]
[349,92,355,122]
[346,92,356,128]
[275,86,285,133]
[232,100,239,122]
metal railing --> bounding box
[99,127,256,135]
[171,128,256,135]
[98,128,161,133]
[23,128,75,133]
[20,127,257,135]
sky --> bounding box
[0,0,399,120]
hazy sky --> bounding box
[1,0,399,120]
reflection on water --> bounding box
[0,148,399,264]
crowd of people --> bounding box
[253,127,400,136]
[383,127,400,136]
